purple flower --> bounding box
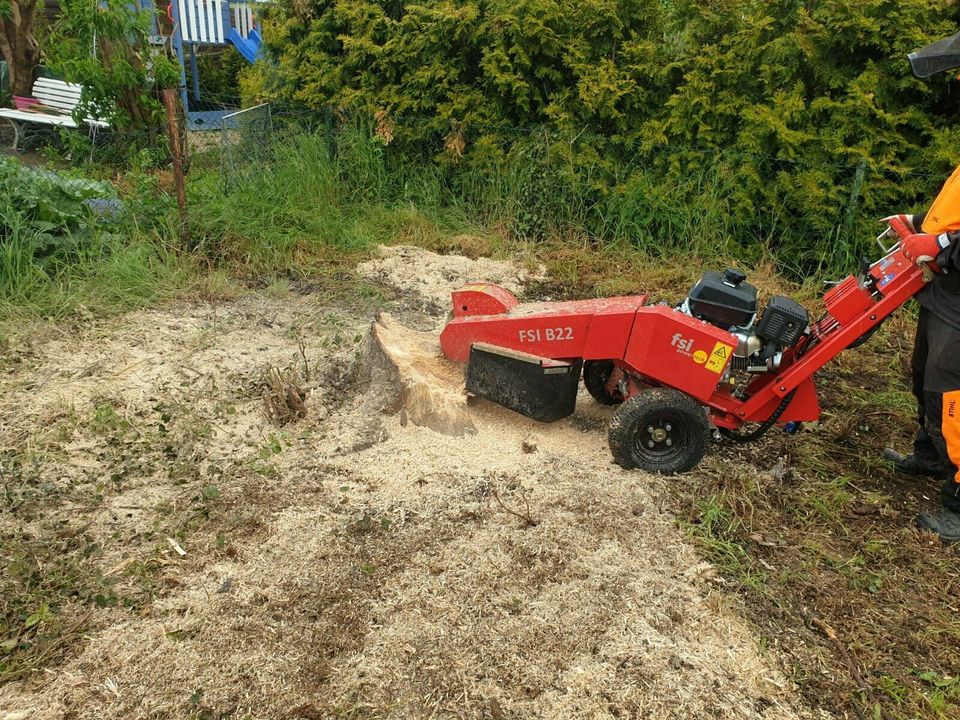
[84,197,124,221]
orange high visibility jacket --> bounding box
[922,165,960,234]
[917,166,960,333]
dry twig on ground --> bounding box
[261,367,307,426]
[808,614,894,720]
[491,485,538,528]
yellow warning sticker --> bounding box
[704,342,733,374]
[692,350,708,365]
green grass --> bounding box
[186,119,815,282]
[2,118,849,327]
[0,201,195,334]
[189,124,488,276]
[685,493,771,595]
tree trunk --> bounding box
[0,0,42,98]
[97,33,156,133]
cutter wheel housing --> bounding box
[440,219,928,474]
[465,343,583,422]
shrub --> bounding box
[245,0,960,274]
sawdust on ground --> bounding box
[357,244,539,328]
[0,246,827,719]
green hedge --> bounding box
[244,0,960,274]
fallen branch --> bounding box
[808,614,894,720]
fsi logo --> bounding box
[671,333,695,353]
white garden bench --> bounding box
[0,77,109,150]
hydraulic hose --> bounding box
[719,388,798,445]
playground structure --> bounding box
[146,0,267,130]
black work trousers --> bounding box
[910,306,960,512]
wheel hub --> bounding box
[637,420,681,454]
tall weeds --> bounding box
[1,115,878,326]
[0,210,49,306]
[0,196,190,324]
[192,120,832,278]
[191,122,482,274]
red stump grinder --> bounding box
[439,217,931,474]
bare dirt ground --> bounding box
[0,246,828,719]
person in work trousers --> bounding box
[884,33,960,541]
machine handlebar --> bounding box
[876,217,937,283]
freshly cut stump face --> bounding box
[372,311,476,436]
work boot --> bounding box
[882,448,948,478]
[917,508,960,543]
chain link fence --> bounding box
[220,103,273,187]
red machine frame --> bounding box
[440,217,927,434]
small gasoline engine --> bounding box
[680,269,808,382]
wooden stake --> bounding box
[162,87,189,248]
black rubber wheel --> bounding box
[608,387,710,473]
[583,360,624,405]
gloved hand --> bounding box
[881,213,918,235]
[902,231,951,264]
